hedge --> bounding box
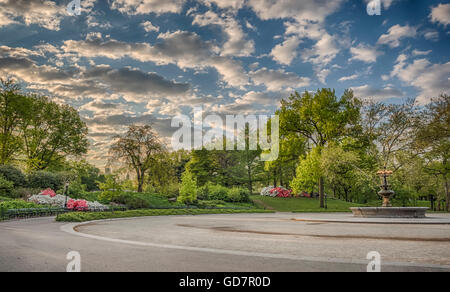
[55,208,274,222]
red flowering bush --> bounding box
[269,187,292,198]
[66,199,88,211]
[40,188,56,198]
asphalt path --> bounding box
[1,213,450,272]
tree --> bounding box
[0,79,31,164]
[177,168,197,204]
[414,94,449,210]
[109,125,164,193]
[291,147,322,195]
[20,96,88,171]
[280,89,361,207]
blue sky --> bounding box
[0,0,449,166]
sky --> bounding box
[0,0,449,168]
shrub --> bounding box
[10,187,41,199]
[227,187,250,203]
[0,165,26,187]
[207,184,229,201]
[0,199,45,210]
[27,171,63,190]
[177,169,197,204]
[56,208,274,222]
[0,175,14,197]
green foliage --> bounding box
[0,175,13,196]
[0,196,12,202]
[178,169,197,204]
[9,187,41,199]
[0,165,26,187]
[98,175,123,201]
[56,208,273,222]
[227,187,250,203]
[291,147,322,194]
[27,171,63,190]
[0,199,45,210]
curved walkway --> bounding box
[1,213,450,272]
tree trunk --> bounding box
[445,179,449,212]
[319,176,325,208]
[137,170,145,193]
[247,165,253,194]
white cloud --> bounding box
[424,30,439,41]
[377,24,417,48]
[200,0,245,11]
[349,43,383,63]
[338,74,358,82]
[62,31,249,88]
[192,10,254,57]
[351,85,404,101]
[110,0,185,15]
[390,57,450,104]
[270,36,301,65]
[247,0,343,22]
[0,0,67,30]
[141,21,160,32]
[316,68,331,84]
[412,49,432,56]
[250,68,310,91]
[430,3,450,27]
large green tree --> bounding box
[0,79,31,164]
[109,125,165,193]
[280,89,362,207]
[414,94,449,210]
[20,96,88,171]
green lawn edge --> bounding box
[55,208,274,222]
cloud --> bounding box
[412,49,432,56]
[247,0,343,22]
[351,85,404,101]
[430,3,450,27]
[62,31,249,88]
[424,30,439,41]
[141,21,159,32]
[0,0,67,30]
[110,0,185,15]
[250,68,310,91]
[199,0,245,11]
[349,43,383,63]
[377,24,417,48]
[191,10,254,57]
[338,74,358,82]
[270,36,301,65]
[390,56,450,104]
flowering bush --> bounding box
[269,187,293,198]
[29,194,108,210]
[66,199,88,211]
[40,188,56,198]
[260,186,276,197]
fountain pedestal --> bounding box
[350,168,428,218]
[350,207,428,218]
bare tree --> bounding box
[109,125,165,192]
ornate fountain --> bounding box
[350,168,428,218]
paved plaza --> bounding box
[1,213,450,272]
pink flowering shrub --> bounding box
[269,187,293,198]
[41,188,56,198]
[66,199,88,211]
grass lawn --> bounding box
[250,195,367,212]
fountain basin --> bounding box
[350,207,428,218]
